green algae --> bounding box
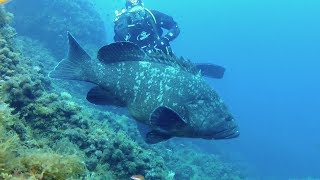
[0,7,13,28]
[6,0,106,59]
[0,102,86,179]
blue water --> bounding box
[5,0,319,178]
[95,0,320,178]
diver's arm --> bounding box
[114,33,122,42]
[113,14,129,42]
[114,22,127,42]
[151,10,180,41]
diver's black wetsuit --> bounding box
[114,8,180,55]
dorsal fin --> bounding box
[195,63,226,79]
[150,106,187,132]
[147,52,201,76]
[97,41,200,76]
[97,41,146,64]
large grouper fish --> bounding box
[49,32,240,144]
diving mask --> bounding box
[127,6,146,23]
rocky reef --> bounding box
[0,4,244,180]
[6,0,107,59]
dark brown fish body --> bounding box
[49,33,239,144]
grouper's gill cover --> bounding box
[49,32,240,144]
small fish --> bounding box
[131,175,144,180]
[0,0,12,5]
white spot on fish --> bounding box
[139,61,151,68]
[147,79,153,84]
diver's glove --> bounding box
[156,37,170,47]
[154,37,170,52]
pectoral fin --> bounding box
[145,130,172,144]
[136,121,151,139]
[150,106,187,132]
[86,86,125,107]
[136,121,172,144]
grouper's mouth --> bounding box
[212,126,240,140]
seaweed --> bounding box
[0,102,86,179]
[0,7,13,28]
[18,151,85,179]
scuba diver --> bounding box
[113,0,225,79]
[113,0,180,56]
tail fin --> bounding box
[48,32,92,81]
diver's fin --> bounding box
[86,86,125,107]
[48,32,92,81]
[150,106,187,132]
[145,130,172,144]
[97,41,146,64]
[195,63,226,79]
